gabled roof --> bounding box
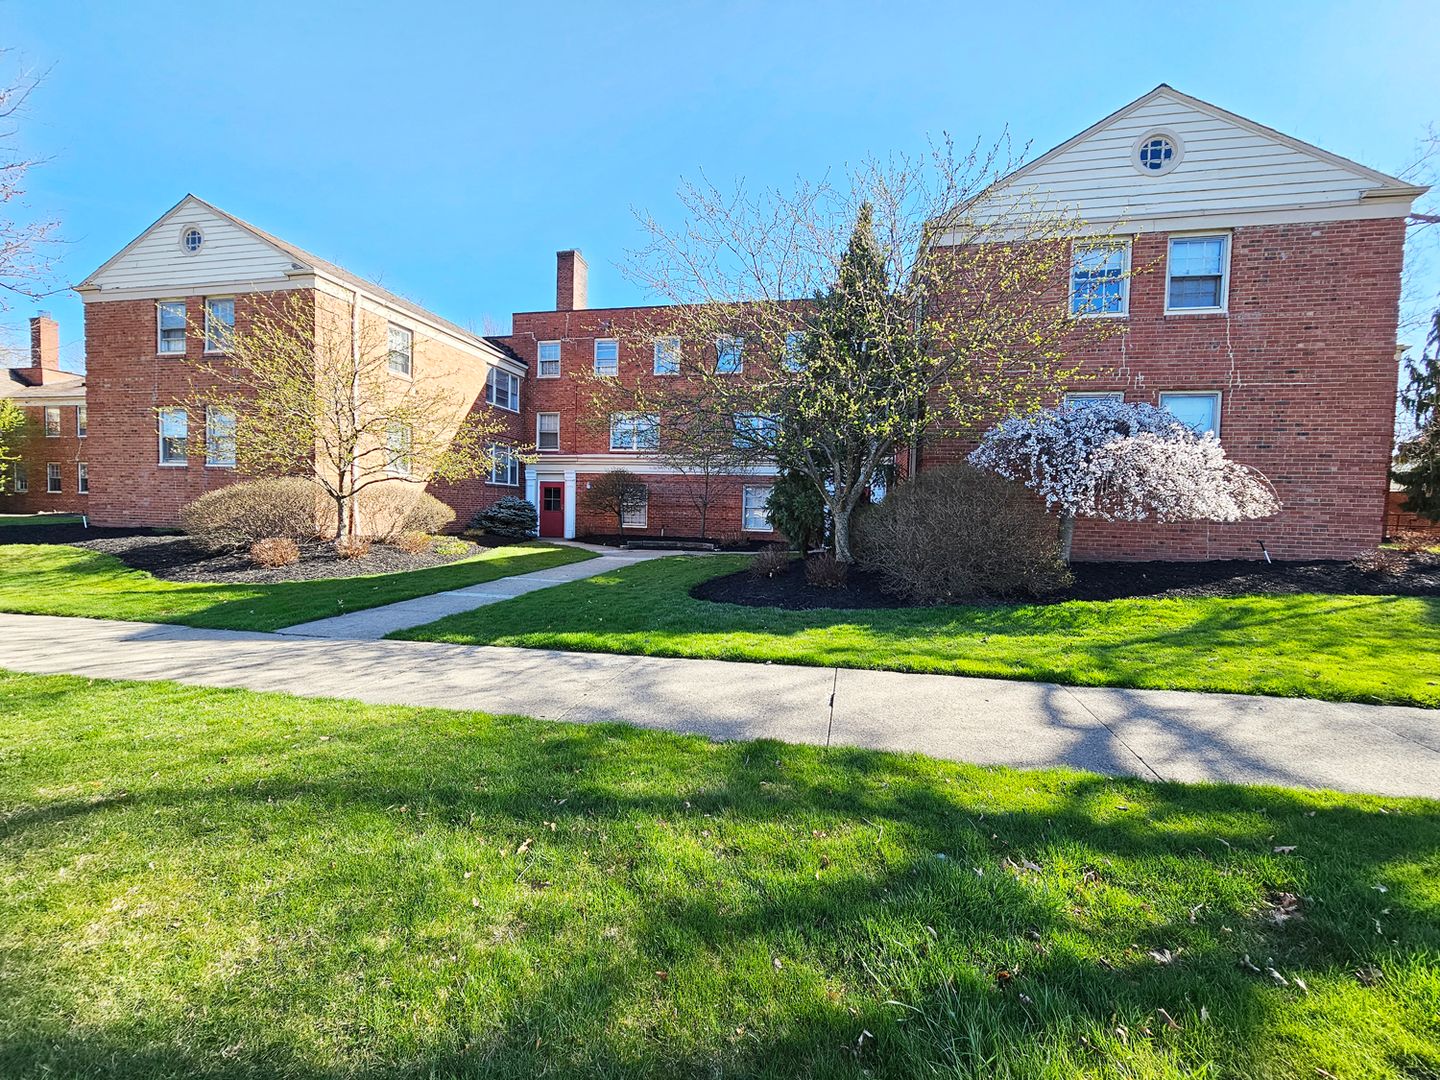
[2,368,85,399]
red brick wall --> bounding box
[573,470,779,542]
[923,219,1406,561]
[1386,490,1440,538]
[3,401,90,514]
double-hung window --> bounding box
[537,340,561,378]
[43,406,61,437]
[388,323,413,377]
[157,301,187,355]
[486,367,520,411]
[783,331,805,371]
[12,462,27,493]
[733,413,778,450]
[716,335,743,374]
[204,297,235,352]
[76,405,87,438]
[1070,241,1130,316]
[653,336,680,375]
[158,408,188,465]
[742,486,772,531]
[488,444,520,486]
[594,339,619,376]
[1158,391,1222,437]
[77,462,89,494]
[386,422,412,476]
[609,412,659,451]
[621,486,648,528]
[1062,391,1124,409]
[46,463,61,493]
[536,412,560,451]
[206,407,237,467]
[1167,235,1229,312]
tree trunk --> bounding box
[832,506,854,563]
[1059,513,1076,565]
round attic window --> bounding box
[1132,131,1183,175]
[180,226,204,253]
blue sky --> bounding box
[6,0,1439,372]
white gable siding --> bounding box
[82,201,299,295]
[968,90,1411,230]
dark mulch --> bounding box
[72,533,483,585]
[693,551,1440,610]
[581,533,768,552]
[0,523,169,546]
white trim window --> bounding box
[157,301,187,355]
[742,485,772,532]
[46,462,61,494]
[388,323,413,377]
[653,336,681,375]
[609,412,659,452]
[1070,241,1130,317]
[486,367,520,412]
[536,411,560,451]
[488,444,520,486]
[77,462,89,494]
[1158,391,1222,437]
[205,407,237,467]
[594,338,619,376]
[621,485,648,529]
[76,405,87,438]
[1062,391,1124,409]
[783,331,805,371]
[716,335,743,374]
[1166,235,1230,313]
[386,422,413,476]
[158,407,188,466]
[733,412,778,450]
[537,340,561,378]
[12,462,27,494]
[43,406,61,437]
[204,297,235,353]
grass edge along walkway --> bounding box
[393,554,1440,708]
[0,541,596,632]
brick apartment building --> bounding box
[2,314,89,514]
[10,85,1425,559]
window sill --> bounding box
[620,523,648,529]
[487,403,521,414]
[1164,307,1228,316]
[1069,310,1130,320]
[484,481,521,488]
[536,372,561,379]
[157,462,189,468]
[156,353,187,359]
[205,463,236,470]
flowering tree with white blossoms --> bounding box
[968,400,1280,561]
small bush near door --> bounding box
[853,464,1070,603]
[472,496,538,538]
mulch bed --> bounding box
[72,533,484,585]
[692,551,1440,610]
[581,533,769,552]
[0,523,165,546]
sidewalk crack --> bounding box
[825,668,839,749]
[1058,684,1165,782]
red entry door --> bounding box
[538,483,565,537]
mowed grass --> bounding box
[0,541,595,631]
[2,671,1438,1079]
[0,513,83,526]
[395,555,1440,707]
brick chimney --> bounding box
[16,312,61,385]
[556,249,588,311]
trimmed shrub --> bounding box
[1353,548,1407,575]
[766,471,826,552]
[750,544,791,578]
[804,552,849,589]
[432,538,470,558]
[394,530,432,555]
[853,464,1070,603]
[181,478,321,553]
[473,496,538,538]
[354,486,456,541]
[249,536,300,568]
[333,536,371,560]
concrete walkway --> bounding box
[3,612,1437,799]
[274,544,669,640]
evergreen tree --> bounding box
[1393,310,1440,520]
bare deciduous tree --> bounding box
[580,468,649,533]
[0,53,59,314]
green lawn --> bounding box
[0,541,595,631]
[395,555,1440,708]
[0,513,83,526]
[0,671,1435,1079]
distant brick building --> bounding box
[2,314,89,514]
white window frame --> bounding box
[487,443,520,486]
[386,422,413,477]
[716,335,743,374]
[205,406,237,468]
[732,412,779,449]
[1062,391,1124,408]
[157,300,187,355]
[203,296,235,353]
[43,406,61,437]
[620,485,648,529]
[537,340,562,378]
[536,411,560,452]
[158,407,188,466]
[485,367,520,412]
[12,462,27,493]
[593,338,619,376]
[742,485,772,532]
[1165,233,1231,315]
[77,462,89,494]
[1068,240,1131,318]
[46,462,61,494]
[609,412,659,452]
[1158,390,1223,438]
[76,405,87,438]
[653,336,681,375]
[387,323,413,378]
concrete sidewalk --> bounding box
[274,545,669,639]
[2,612,1437,799]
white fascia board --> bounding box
[529,454,780,476]
[75,276,320,302]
